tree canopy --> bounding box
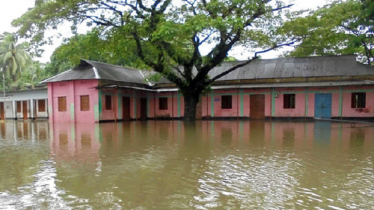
[44,28,148,75]
[13,0,294,120]
[0,33,32,82]
[281,0,374,64]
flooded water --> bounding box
[0,120,373,209]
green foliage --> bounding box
[280,0,374,64]
[44,28,149,76]
[0,32,33,83]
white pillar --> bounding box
[12,100,16,119]
[30,99,34,119]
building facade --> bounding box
[42,55,374,123]
[0,88,48,120]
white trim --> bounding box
[93,67,101,79]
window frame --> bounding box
[58,97,67,112]
[105,95,112,110]
[221,95,232,109]
[351,92,366,108]
[159,97,168,110]
[38,100,46,112]
[283,94,296,109]
[80,95,90,111]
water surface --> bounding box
[0,120,373,209]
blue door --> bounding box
[314,93,332,119]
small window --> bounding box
[351,92,366,108]
[159,97,168,110]
[105,95,112,110]
[58,97,67,112]
[221,95,232,109]
[38,100,46,112]
[17,101,21,113]
[283,94,295,109]
[80,95,90,111]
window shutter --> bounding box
[80,95,90,111]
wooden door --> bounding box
[140,98,147,120]
[122,97,130,120]
[250,95,265,119]
[22,101,28,119]
[0,102,4,120]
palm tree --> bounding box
[0,33,32,82]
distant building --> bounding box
[41,55,374,123]
[0,88,48,120]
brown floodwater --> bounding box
[0,120,373,209]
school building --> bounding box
[40,55,374,123]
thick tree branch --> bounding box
[193,30,242,84]
[82,15,120,27]
[362,41,373,64]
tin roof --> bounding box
[41,55,374,86]
[40,60,147,85]
[209,55,374,81]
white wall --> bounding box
[1,89,48,119]
[36,99,48,118]
[4,101,14,118]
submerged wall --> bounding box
[2,89,48,119]
[48,80,374,122]
[49,80,99,123]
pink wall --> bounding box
[342,87,374,118]
[211,89,240,117]
[74,80,99,123]
[100,89,118,121]
[274,93,305,117]
[155,93,173,118]
[49,80,98,123]
[307,93,315,117]
[149,92,184,119]
[273,88,305,117]
[48,81,374,121]
[101,89,157,121]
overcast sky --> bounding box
[0,0,329,63]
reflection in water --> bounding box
[0,120,373,209]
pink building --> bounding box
[42,55,374,123]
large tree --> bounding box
[281,0,374,64]
[13,0,294,121]
[44,28,147,75]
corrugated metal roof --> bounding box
[41,55,374,86]
[41,60,147,85]
[150,55,374,85]
[209,55,374,81]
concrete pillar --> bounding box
[12,100,16,119]
[30,99,34,119]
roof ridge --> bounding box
[83,59,145,72]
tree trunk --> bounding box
[183,92,200,121]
